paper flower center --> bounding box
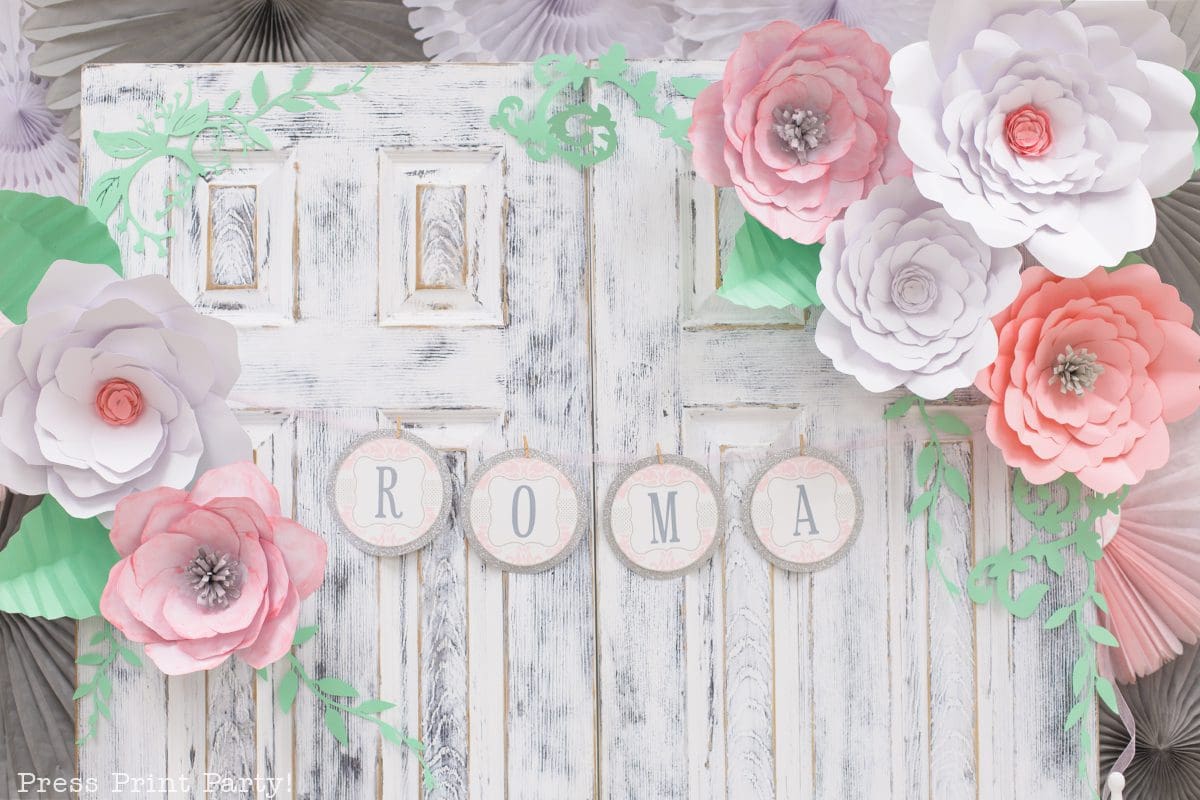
[773,106,829,163]
[186,547,243,609]
[891,265,938,313]
[1004,105,1053,157]
[95,379,144,426]
[1050,345,1104,395]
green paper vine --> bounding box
[75,622,143,746]
[257,625,435,791]
[491,44,705,168]
[88,66,372,256]
[883,395,971,596]
[967,472,1126,796]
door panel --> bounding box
[76,61,1092,799]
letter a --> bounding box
[793,484,819,537]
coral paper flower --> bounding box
[0,260,250,522]
[891,0,1197,278]
[977,264,1200,494]
[815,176,1022,399]
[100,463,327,675]
[688,19,910,244]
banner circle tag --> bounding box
[329,431,452,556]
[744,449,861,572]
[604,454,724,578]
[465,449,587,572]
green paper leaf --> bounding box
[292,67,314,91]
[73,684,92,700]
[256,667,270,681]
[251,71,269,110]
[930,412,971,436]
[916,444,937,486]
[1064,701,1087,732]
[1072,656,1089,696]
[717,213,823,310]
[278,669,299,713]
[0,497,119,619]
[324,708,349,746]
[1093,592,1110,614]
[0,191,123,323]
[245,126,272,150]
[89,629,109,646]
[1009,583,1050,619]
[1044,606,1074,630]
[94,131,153,159]
[76,653,106,667]
[1183,69,1200,171]
[277,97,313,113]
[943,466,971,503]
[883,395,917,420]
[293,625,319,647]
[169,100,209,137]
[118,647,142,668]
[1096,677,1119,714]
[670,76,711,99]
[907,490,935,523]
[354,699,396,714]
[316,677,360,698]
[313,96,340,111]
[1088,625,1119,647]
[223,91,241,111]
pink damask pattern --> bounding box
[610,463,720,573]
[469,457,578,568]
[749,455,856,565]
[334,437,444,548]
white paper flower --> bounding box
[0,261,250,522]
[403,0,681,61]
[676,0,935,59]
[891,0,1197,278]
[814,176,1023,398]
[0,1,77,198]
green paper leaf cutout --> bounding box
[1095,677,1119,714]
[0,497,119,619]
[671,76,712,99]
[883,395,917,420]
[354,699,396,714]
[75,622,143,746]
[1009,583,1051,619]
[323,707,349,746]
[0,191,123,324]
[293,625,319,647]
[278,669,300,713]
[716,213,823,310]
[251,72,269,110]
[1088,625,1119,647]
[1183,69,1200,171]
[315,677,359,698]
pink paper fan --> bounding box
[1097,416,1200,684]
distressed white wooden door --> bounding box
[77,62,596,800]
[75,61,1093,800]
[588,61,1095,800]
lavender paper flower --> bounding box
[814,177,1023,399]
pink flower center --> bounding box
[1004,105,1053,158]
[95,379,144,426]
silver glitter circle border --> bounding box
[741,447,865,574]
[463,448,590,574]
[602,453,727,580]
[326,429,455,558]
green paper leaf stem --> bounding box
[75,622,143,746]
[716,213,823,310]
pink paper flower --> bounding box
[977,264,1200,494]
[688,19,910,243]
[100,463,327,675]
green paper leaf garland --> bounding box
[716,213,824,310]
[0,191,123,324]
[260,625,437,791]
[0,497,120,620]
[75,622,143,746]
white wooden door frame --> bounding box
[76,61,1096,800]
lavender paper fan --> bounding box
[0,492,77,800]
[0,1,77,199]
[23,0,425,138]
[674,0,936,59]
[403,0,682,62]
[1101,644,1200,800]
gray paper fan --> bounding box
[1101,644,1200,800]
[23,0,425,137]
[0,492,76,800]
[1141,178,1200,327]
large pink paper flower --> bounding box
[688,19,910,243]
[100,463,327,675]
[977,264,1200,493]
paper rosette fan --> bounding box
[1096,418,1200,685]
[403,0,681,62]
[674,0,935,59]
[0,1,77,199]
[23,0,425,138]
[0,494,76,799]
[1101,644,1200,800]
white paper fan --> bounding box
[1142,178,1200,326]
[403,0,682,62]
[23,0,426,138]
[674,0,936,60]
[1097,417,1200,685]
[0,1,77,199]
[1101,644,1200,800]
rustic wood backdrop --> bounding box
[56,61,1101,799]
